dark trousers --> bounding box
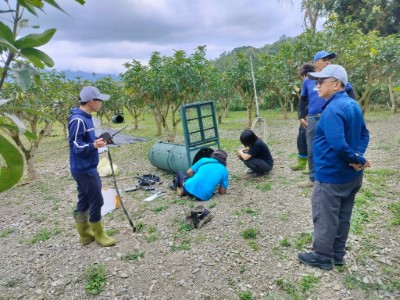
[72,171,104,223]
[296,125,307,157]
[306,116,319,181]
[174,171,198,199]
[243,157,273,175]
[312,174,363,260]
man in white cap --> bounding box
[298,65,370,270]
[298,51,356,188]
[68,86,116,247]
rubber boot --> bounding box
[89,221,116,247]
[290,157,307,171]
[73,210,95,246]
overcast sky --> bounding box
[28,0,306,75]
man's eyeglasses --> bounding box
[316,78,338,86]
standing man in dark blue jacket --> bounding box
[68,86,116,247]
[298,65,370,270]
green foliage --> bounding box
[241,228,258,239]
[0,134,24,192]
[85,264,105,295]
[0,0,85,192]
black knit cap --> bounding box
[210,149,228,166]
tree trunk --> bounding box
[388,77,397,114]
[26,153,37,181]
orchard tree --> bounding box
[260,43,299,119]
[324,0,400,36]
[227,52,255,128]
[0,0,85,192]
[94,76,123,126]
[121,59,147,129]
[323,18,400,112]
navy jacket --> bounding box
[68,108,99,174]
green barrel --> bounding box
[148,142,213,172]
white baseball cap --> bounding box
[308,64,348,85]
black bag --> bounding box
[137,174,160,186]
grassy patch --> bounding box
[134,221,145,232]
[276,275,319,300]
[178,222,194,232]
[209,202,217,209]
[300,274,320,293]
[234,207,259,216]
[0,228,17,238]
[388,202,400,225]
[151,205,168,213]
[29,229,51,244]
[105,228,119,236]
[294,232,312,250]
[241,228,258,239]
[238,291,254,300]
[121,251,144,261]
[145,226,159,242]
[85,264,105,295]
[247,240,260,250]
[171,239,191,251]
[280,238,291,247]
[255,182,272,191]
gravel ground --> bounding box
[0,112,399,300]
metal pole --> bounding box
[250,55,260,118]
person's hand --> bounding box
[349,159,371,171]
[300,118,308,129]
[94,138,107,149]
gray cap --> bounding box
[210,149,228,166]
[79,86,110,103]
[308,64,348,85]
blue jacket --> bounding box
[184,157,229,201]
[314,91,369,184]
[68,108,99,174]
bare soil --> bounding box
[0,112,399,300]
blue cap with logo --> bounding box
[313,51,336,62]
[308,64,348,85]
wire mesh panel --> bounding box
[180,101,220,164]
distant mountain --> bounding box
[44,69,119,81]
